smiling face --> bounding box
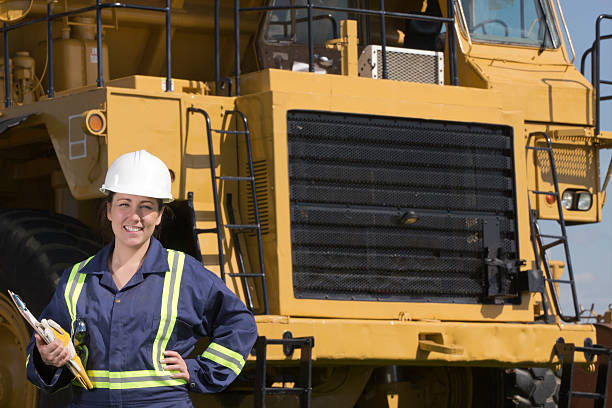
[106,193,164,250]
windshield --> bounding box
[459,0,559,48]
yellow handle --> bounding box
[418,339,464,356]
[50,326,94,390]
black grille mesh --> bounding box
[288,111,518,303]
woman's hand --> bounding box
[162,350,190,381]
[35,333,72,368]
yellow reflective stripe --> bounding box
[90,379,186,389]
[64,262,81,323]
[64,256,93,337]
[201,342,246,375]
[151,249,174,371]
[26,353,30,368]
[87,369,181,378]
[151,250,185,371]
[85,369,186,389]
[202,350,242,375]
[159,251,185,367]
[207,342,246,368]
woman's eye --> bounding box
[119,203,129,207]
[141,205,153,210]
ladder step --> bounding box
[542,239,565,250]
[526,146,552,152]
[265,338,313,346]
[227,273,265,278]
[195,228,217,234]
[225,224,259,230]
[546,279,572,284]
[213,129,249,135]
[217,176,254,181]
[570,391,605,400]
[575,345,612,354]
[264,387,310,395]
[530,190,558,196]
[540,234,565,240]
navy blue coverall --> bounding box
[26,237,258,407]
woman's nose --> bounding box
[128,209,141,220]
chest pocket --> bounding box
[166,317,196,349]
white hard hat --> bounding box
[100,150,174,203]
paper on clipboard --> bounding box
[8,290,55,343]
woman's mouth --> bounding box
[124,225,143,232]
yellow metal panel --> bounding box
[106,88,182,200]
[525,124,600,223]
[27,88,107,199]
[466,57,592,126]
[254,316,597,367]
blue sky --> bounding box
[555,0,612,316]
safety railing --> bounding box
[216,0,459,97]
[580,14,612,136]
[1,1,172,108]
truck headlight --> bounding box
[561,189,592,211]
[561,190,574,210]
[576,191,592,211]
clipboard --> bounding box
[8,290,93,389]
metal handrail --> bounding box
[226,0,460,96]
[267,13,338,41]
[580,15,612,136]
[580,35,612,75]
[1,1,172,108]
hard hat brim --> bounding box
[100,186,174,203]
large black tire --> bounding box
[504,368,560,408]
[0,209,102,408]
[0,209,102,316]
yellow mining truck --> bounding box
[0,0,610,407]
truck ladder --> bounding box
[254,335,315,408]
[186,107,269,315]
[555,338,612,408]
[526,132,580,322]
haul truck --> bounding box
[0,0,610,407]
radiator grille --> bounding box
[536,144,594,180]
[245,160,270,235]
[358,45,444,85]
[287,111,519,303]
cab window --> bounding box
[460,0,559,48]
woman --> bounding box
[26,150,258,407]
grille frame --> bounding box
[287,110,521,304]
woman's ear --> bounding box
[106,201,112,222]
[155,206,165,226]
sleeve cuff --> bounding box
[185,359,200,392]
[28,349,66,390]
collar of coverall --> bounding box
[80,236,171,275]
